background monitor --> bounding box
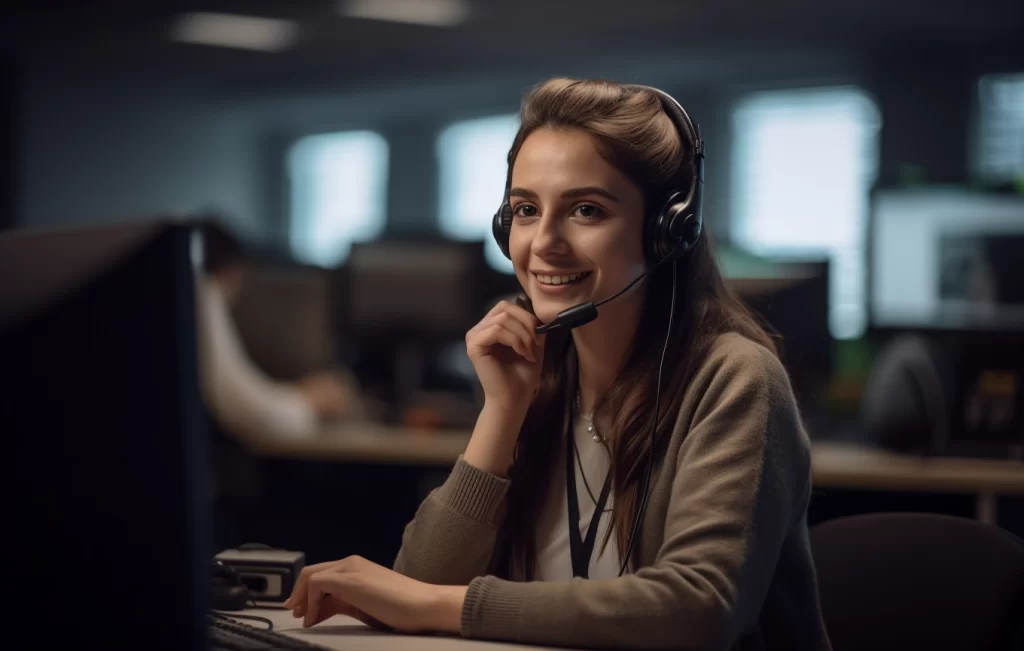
[869,187,1024,331]
[233,262,335,380]
[721,251,833,428]
[336,237,519,409]
[341,238,503,339]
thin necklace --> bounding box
[575,391,604,443]
[573,390,613,512]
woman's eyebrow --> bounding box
[508,186,621,203]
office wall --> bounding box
[17,74,268,239]
[870,46,1024,187]
[871,48,975,186]
[224,75,538,241]
[12,48,1023,243]
[243,77,729,241]
[7,69,801,243]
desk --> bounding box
[811,441,1024,524]
[238,425,1024,522]
[226,607,572,651]
[240,423,471,466]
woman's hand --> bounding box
[465,299,546,415]
[463,299,546,475]
[283,556,467,635]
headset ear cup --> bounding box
[680,213,702,251]
[492,203,513,259]
[653,168,703,261]
[648,193,693,262]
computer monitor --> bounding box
[233,262,334,380]
[869,187,1024,331]
[342,238,498,339]
[720,252,833,427]
[1,220,210,650]
[337,238,519,409]
[865,188,1024,455]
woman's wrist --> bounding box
[464,401,528,477]
[430,585,469,635]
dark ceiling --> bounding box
[4,0,1023,89]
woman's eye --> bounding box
[513,204,538,218]
[573,204,603,219]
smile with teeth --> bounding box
[534,271,592,286]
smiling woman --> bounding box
[285,77,833,651]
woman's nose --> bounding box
[530,212,568,258]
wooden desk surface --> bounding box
[240,423,1024,495]
[240,422,471,467]
[811,441,1024,494]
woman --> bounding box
[284,78,832,650]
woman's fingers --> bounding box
[303,557,388,629]
[502,300,543,332]
[305,567,359,629]
[468,300,541,346]
[304,576,328,629]
[466,300,512,338]
[489,310,538,351]
[489,299,542,337]
[310,596,391,630]
[284,559,345,609]
[307,595,354,627]
[297,556,444,634]
[475,323,535,362]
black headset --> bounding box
[491,85,705,266]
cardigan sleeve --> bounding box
[460,340,813,650]
[393,456,511,585]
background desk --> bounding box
[239,424,1024,522]
[229,423,1024,562]
[241,423,471,467]
[811,441,1024,524]
[228,608,576,651]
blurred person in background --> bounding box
[196,219,357,439]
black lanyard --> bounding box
[566,406,613,579]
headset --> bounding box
[492,84,704,285]
[492,85,706,575]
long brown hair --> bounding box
[496,78,777,579]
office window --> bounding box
[437,114,520,273]
[974,73,1024,183]
[288,130,389,266]
[732,87,881,339]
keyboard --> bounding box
[208,614,328,651]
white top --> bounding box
[196,275,318,439]
[534,409,628,580]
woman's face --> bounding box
[508,127,647,325]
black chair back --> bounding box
[811,512,1024,651]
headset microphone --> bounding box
[533,250,679,334]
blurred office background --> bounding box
[1,0,1022,564]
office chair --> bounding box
[810,512,1024,651]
